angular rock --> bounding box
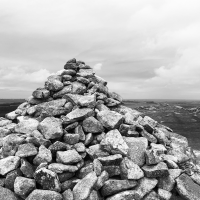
[14,176,36,198]
[38,117,63,139]
[97,110,123,130]
[78,94,96,108]
[0,186,19,200]
[45,77,64,92]
[0,118,12,127]
[63,189,74,200]
[5,111,19,120]
[101,129,129,156]
[26,189,63,200]
[86,144,109,159]
[145,149,163,165]
[5,169,22,191]
[82,116,104,133]
[48,163,78,173]
[34,167,61,192]
[73,171,97,200]
[176,173,200,200]
[158,188,172,200]
[120,157,144,180]
[15,143,37,157]
[56,150,82,164]
[98,154,122,166]
[48,141,68,157]
[124,137,148,166]
[63,108,94,124]
[33,145,52,165]
[71,81,86,94]
[20,159,34,178]
[94,170,109,190]
[103,165,121,177]
[142,162,169,178]
[101,179,137,197]
[0,156,20,175]
[53,85,72,98]
[15,118,39,134]
[32,88,50,99]
[64,133,80,145]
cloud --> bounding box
[93,63,102,71]
[0,0,200,99]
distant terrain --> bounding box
[124,99,200,150]
[0,99,200,150]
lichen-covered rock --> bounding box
[176,173,200,200]
[34,167,61,192]
[124,137,148,166]
[14,176,36,198]
[0,156,20,175]
[56,150,82,164]
[120,157,144,180]
[73,171,97,200]
[26,189,63,200]
[97,110,123,130]
[100,129,129,156]
[38,117,63,139]
[82,116,104,133]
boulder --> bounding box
[100,129,129,156]
[97,110,123,130]
[38,117,63,139]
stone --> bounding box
[124,137,148,166]
[63,108,94,124]
[101,179,137,197]
[77,77,90,84]
[98,154,123,166]
[108,91,123,102]
[86,144,109,159]
[5,169,23,191]
[62,69,76,76]
[64,133,80,145]
[78,94,96,108]
[77,68,94,78]
[93,159,103,176]
[14,176,36,198]
[102,130,128,155]
[140,129,158,143]
[20,159,34,178]
[0,156,20,175]
[33,145,52,165]
[26,189,63,200]
[87,190,101,200]
[77,163,94,179]
[0,186,19,200]
[74,142,86,153]
[158,169,182,191]
[5,111,19,120]
[73,171,97,200]
[38,117,63,139]
[143,191,160,200]
[120,157,144,180]
[15,118,39,134]
[158,189,172,200]
[32,88,50,99]
[65,122,79,131]
[45,78,64,92]
[15,143,37,157]
[103,165,121,177]
[142,162,169,178]
[145,149,163,165]
[63,189,74,200]
[75,125,86,141]
[94,170,109,190]
[0,118,12,127]
[84,133,93,146]
[71,81,86,94]
[58,172,75,183]
[53,85,72,98]
[176,173,200,200]
[56,150,82,164]
[34,167,61,192]
[97,110,123,130]
[48,163,78,173]
[48,141,68,157]
[191,172,200,185]
[82,116,104,133]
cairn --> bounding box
[0,58,200,200]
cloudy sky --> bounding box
[1,0,200,99]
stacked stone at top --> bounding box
[0,58,200,200]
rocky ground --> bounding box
[0,58,200,200]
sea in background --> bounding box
[0,99,200,150]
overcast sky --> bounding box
[0,0,200,99]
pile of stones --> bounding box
[0,58,200,200]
